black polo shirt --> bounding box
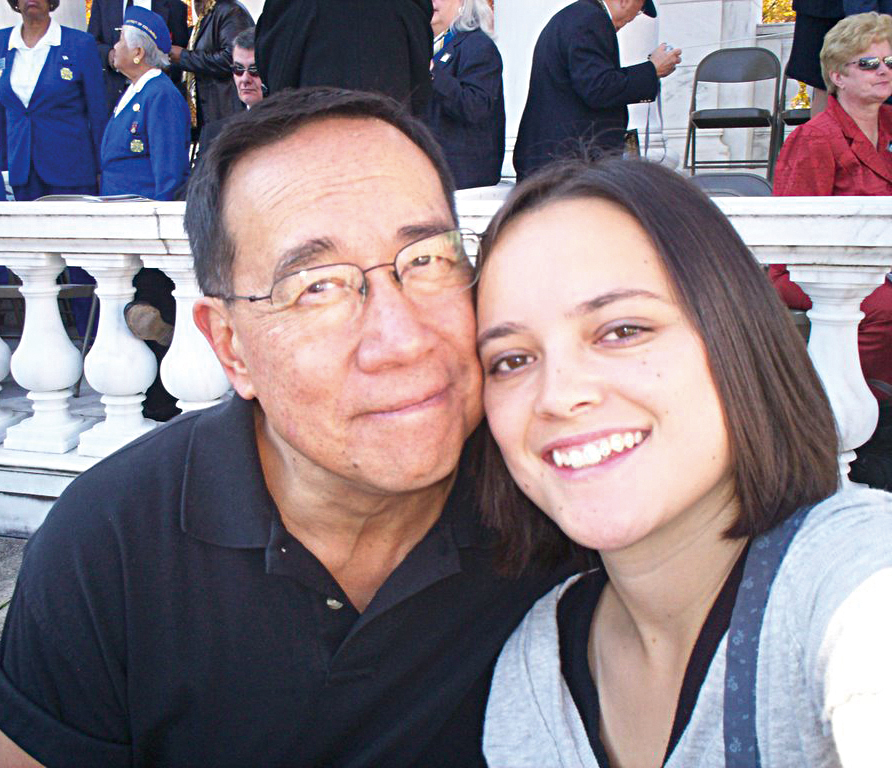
[0,395,570,768]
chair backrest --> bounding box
[689,172,773,196]
[695,47,780,84]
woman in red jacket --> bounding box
[772,12,892,489]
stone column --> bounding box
[2,253,89,453]
[64,254,158,458]
[789,265,889,483]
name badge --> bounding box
[130,139,145,153]
[60,67,73,81]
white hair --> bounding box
[452,0,495,38]
[123,25,170,69]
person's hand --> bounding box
[648,44,681,78]
[169,45,183,64]
[108,47,116,69]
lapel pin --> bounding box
[133,103,140,112]
[60,67,73,80]
[130,121,139,134]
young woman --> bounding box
[475,157,892,767]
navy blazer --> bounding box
[87,0,189,115]
[100,72,190,200]
[0,25,107,187]
[513,0,659,179]
[426,29,505,189]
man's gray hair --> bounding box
[452,0,495,37]
[123,25,170,69]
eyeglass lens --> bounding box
[267,231,476,327]
[853,56,892,70]
[231,64,259,75]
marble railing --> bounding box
[0,196,889,495]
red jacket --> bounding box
[774,95,892,195]
[771,95,892,398]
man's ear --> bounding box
[193,297,256,400]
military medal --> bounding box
[130,139,145,153]
[60,67,73,81]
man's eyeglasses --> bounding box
[212,230,479,331]
[231,63,260,76]
[845,56,892,71]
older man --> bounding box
[231,26,263,108]
[0,89,572,768]
[513,0,682,179]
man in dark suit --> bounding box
[513,0,681,180]
[254,0,434,116]
[87,0,189,115]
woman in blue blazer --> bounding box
[100,7,190,201]
[426,0,505,189]
[0,0,106,201]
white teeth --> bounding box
[551,430,646,470]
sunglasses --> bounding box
[231,63,259,76]
[845,56,892,70]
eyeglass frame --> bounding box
[208,228,480,312]
[844,55,892,71]
[231,62,260,76]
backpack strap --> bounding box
[723,504,812,767]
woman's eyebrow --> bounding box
[569,289,664,317]
[477,322,527,348]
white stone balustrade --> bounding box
[1,252,89,453]
[0,195,889,531]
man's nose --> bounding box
[354,271,438,372]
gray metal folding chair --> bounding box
[684,47,781,180]
[689,172,773,196]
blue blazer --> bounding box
[426,29,505,189]
[513,0,659,179]
[0,26,107,187]
[100,72,190,200]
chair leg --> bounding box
[73,292,99,399]
[690,126,698,176]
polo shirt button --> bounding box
[326,598,344,610]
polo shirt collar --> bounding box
[180,394,278,548]
[179,394,492,552]
[9,18,61,51]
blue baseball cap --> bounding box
[122,6,172,54]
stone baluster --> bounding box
[788,265,889,484]
[2,253,89,452]
[0,334,25,441]
[139,254,230,411]
[64,254,158,458]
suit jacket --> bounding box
[87,0,189,115]
[513,0,659,180]
[100,70,190,200]
[255,0,434,116]
[0,25,107,187]
[425,29,505,189]
[178,0,252,129]
[790,0,844,20]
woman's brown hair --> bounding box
[476,157,839,575]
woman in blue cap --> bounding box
[100,6,190,201]
[0,0,106,201]
[102,7,190,422]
